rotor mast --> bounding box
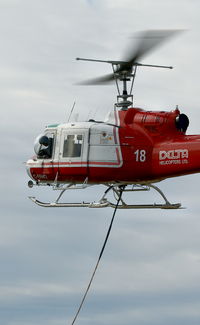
[76,57,173,110]
[113,65,136,109]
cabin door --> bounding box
[58,128,89,179]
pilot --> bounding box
[38,135,53,158]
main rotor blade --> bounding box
[77,73,115,85]
[76,29,183,85]
[120,29,182,71]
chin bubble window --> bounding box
[34,133,54,159]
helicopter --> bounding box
[26,29,199,210]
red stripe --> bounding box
[113,109,118,144]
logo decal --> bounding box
[159,149,188,165]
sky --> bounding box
[1,0,200,324]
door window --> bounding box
[63,134,83,158]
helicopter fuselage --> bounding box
[26,107,200,186]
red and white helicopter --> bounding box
[26,30,198,210]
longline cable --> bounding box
[70,186,124,325]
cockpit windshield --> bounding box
[34,132,54,159]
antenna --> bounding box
[68,101,76,122]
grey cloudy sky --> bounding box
[1,0,200,324]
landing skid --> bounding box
[28,183,181,209]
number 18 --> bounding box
[134,149,146,162]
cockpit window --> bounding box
[63,134,83,157]
[34,132,54,159]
